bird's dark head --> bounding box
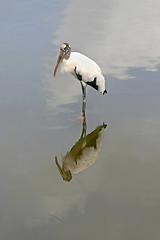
[55,156,72,182]
[54,43,71,77]
[60,43,71,58]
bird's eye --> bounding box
[60,46,66,51]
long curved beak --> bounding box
[54,51,65,77]
[55,156,72,182]
[55,156,65,177]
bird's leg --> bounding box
[80,115,87,138]
[80,82,86,119]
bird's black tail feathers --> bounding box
[103,89,107,95]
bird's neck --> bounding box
[64,51,71,60]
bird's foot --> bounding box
[77,115,85,120]
[67,113,85,121]
[76,113,86,120]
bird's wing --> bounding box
[64,123,107,174]
[71,52,101,74]
[70,52,106,94]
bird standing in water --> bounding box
[55,118,107,182]
[54,43,107,118]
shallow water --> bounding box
[1,0,160,239]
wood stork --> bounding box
[55,117,107,182]
[54,43,107,118]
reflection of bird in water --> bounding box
[55,118,107,182]
[54,43,107,118]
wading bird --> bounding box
[55,117,107,182]
[54,43,107,118]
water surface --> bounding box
[1,0,160,239]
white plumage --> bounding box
[55,121,107,182]
[54,43,107,117]
[61,52,106,94]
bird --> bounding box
[55,117,107,182]
[54,43,107,118]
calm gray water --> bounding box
[1,0,160,239]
